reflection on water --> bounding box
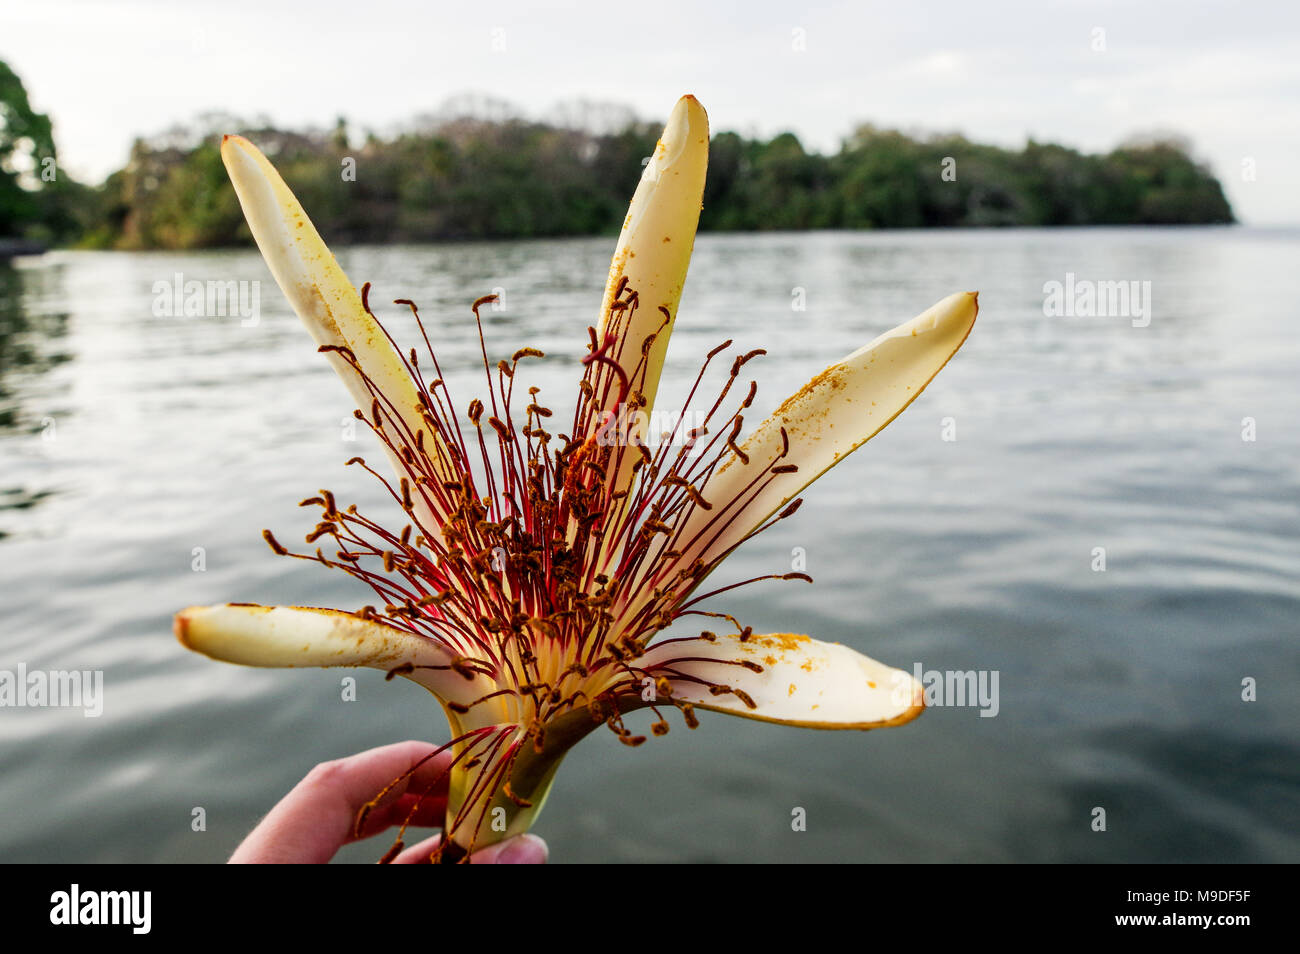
[0,228,1297,862]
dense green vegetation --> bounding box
[1,59,1235,250]
[0,61,91,244]
[88,117,1235,249]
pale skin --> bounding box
[229,740,549,864]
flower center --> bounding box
[262,280,814,858]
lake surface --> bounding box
[1,227,1297,863]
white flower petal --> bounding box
[584,95,709,568]
[221,135,456,525]
[640,632,924,728]
[174,603,490,706]
[591,95,708,502]
[596,95,708,421]
[668,291,977,577]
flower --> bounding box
[174,95,977,863]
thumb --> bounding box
[471,833,549,864]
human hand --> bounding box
[228,739,549,864]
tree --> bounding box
[0,59,57,238]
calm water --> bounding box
[1,228,1297,863]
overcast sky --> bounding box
[4,0,1297,224]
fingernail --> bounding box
[491,833,549,865]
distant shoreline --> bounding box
[49,117,1234,252]
[12,223,1275,258]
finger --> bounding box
[470,834,549,864]
[230,740,453,863]
[351,790,447,841]
[323,740,456,843]
[391,832,444,864]
[391,832,549,865]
